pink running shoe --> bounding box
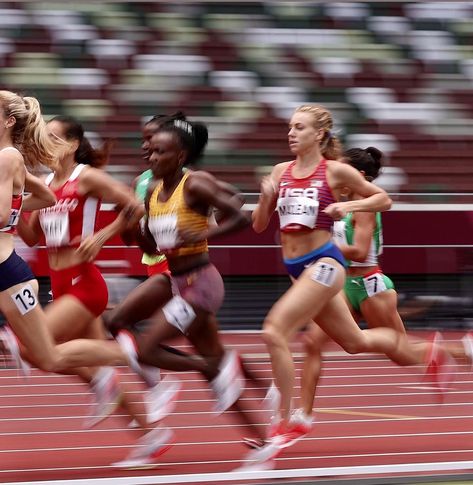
[268,412,311,449]
[425,332,456,400]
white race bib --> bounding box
[332,220,348,247]
[277,195,319,229]
[148,214,178,250]
[40,212,70,247]
[363,273,387,297]
[11,284,38,315]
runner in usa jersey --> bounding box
[277,158,336,233]
[249,104,451,465]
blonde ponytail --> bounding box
[21,96,58,169]
[295,104,343,160]
[0,90,60,170]
[320,131,343,160]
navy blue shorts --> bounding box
[283,241,346,279]
[0,251,36,292]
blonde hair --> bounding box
[295,104,343,160]
[0,90,59,169]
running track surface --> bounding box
[1,331,473,485]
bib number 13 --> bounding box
[11,284,38,315]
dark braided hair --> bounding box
[145,111,186,128]
[157,117,208,166]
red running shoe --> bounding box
[425,332,456,401]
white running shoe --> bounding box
[84,367,121,429]
[141,365,161,388]
[263,381,280,413]
[128,419,140,429]
[111,426,174,469]
[117,330,158,386]
[462,333,473,368]
[146,375,181,423]
[0,326,30,378]
[210,350,244,414]
[239,439,281,468]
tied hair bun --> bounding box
[365,146,382,165]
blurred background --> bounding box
[2,0,473,330]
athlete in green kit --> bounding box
[333,210,394,313]
[134,168,169,276]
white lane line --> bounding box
[0,368,470,388]
[1,450,473,475]
[1,386,471,403]
[3,400,472,424]
[2,460,473,485]
[2,413,473,437]
[3,430,473,454]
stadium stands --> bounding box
[0,1,472,196]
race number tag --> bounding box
[11,284,38,315]
[162,295,196,333]
[310,262,337,287]
[363,273,387,297]
[0,209,20,232]
[277,196,319,230]
[40,212,70,247]
[148,214,178,250]
[332,220,348,247]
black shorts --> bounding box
[0,251,35,292]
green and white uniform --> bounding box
[333,212,394,312]
[135,169,167,267]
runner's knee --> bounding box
[340,338,366,355]
[262,321,287,349]
[34,352,65,373]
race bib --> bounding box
[332,220,348,246]
[148,214,178,251]
[0,209,20,232]
[277,195,319,229]
[363,273,387,297]
[310,262,337,287]
[40,212,70,247]
[11,284,38,315]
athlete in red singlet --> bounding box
[16,116,162,442]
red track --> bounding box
[1,331,473,484]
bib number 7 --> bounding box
[363,273,387,297]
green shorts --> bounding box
[344,272,395,313]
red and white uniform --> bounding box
[277,159,336,233]
[0,193,22,235]
[0,147,23,235]
[39,164,99,248]
[38,164,107,316]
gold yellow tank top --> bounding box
[148,171,208,257]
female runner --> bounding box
[251,105,455,459]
